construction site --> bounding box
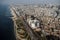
[10,4,60,40]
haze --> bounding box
[0,0,60,5]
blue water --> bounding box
[0,4,15,40]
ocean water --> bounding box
[0,4,15,40]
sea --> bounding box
[0,4,16,40]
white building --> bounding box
[27,17,40,29]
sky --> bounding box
[0,0,60,5]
